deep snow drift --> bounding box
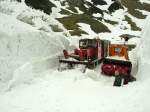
[0,12,70,82]
[137,15,150,81]
[0,1,70,83]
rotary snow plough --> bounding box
[58,38,132,76]
[101,44,132,76]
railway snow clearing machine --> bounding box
[101,44,132,76]
[58,38,110,71]
[58,38,132,77]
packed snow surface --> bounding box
[0,68,150,112]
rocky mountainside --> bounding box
[19,0,150,38]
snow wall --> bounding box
[0,13,70,83]
[137,14,150,81]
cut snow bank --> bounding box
[0,13,70,83]
[137,14,150,81]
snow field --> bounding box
[0,68,150,112]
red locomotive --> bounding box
[58,38,110,70]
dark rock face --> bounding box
[91,0,107,5]
[88,6,103,15]
[86,2,103,16]
[25,0,56,14]
[121,0,150,19]
[66,0,85,7]
[108,1,124,13]
[64,0,86,13]
[16,0,21,2]
[57,14,110,36]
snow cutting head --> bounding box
[101,44,132,76]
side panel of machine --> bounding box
[101,40,110,58]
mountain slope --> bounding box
[20,0,150,37]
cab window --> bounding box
[80,41,88,48]
[114,47,122,53]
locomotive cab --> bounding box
[79,39,98,49]
[77,39,101,61]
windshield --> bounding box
[80,40,88,48]
[114,48,122,53]
[79,39,97,48]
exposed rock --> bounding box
[121,0,150,19]
[17,15,34,26]
[125,15,141,31]
[57,14,110,36]
[66,0,85,7]
[108,1,124,13]
[91,0,107,5]
[86,2,103,16]
[25,0,56,14]
[38,26,51,32]
[16,0,21,2]
[50,25,64,32]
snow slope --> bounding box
[0,1,70,84]
[137,15,150,81]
